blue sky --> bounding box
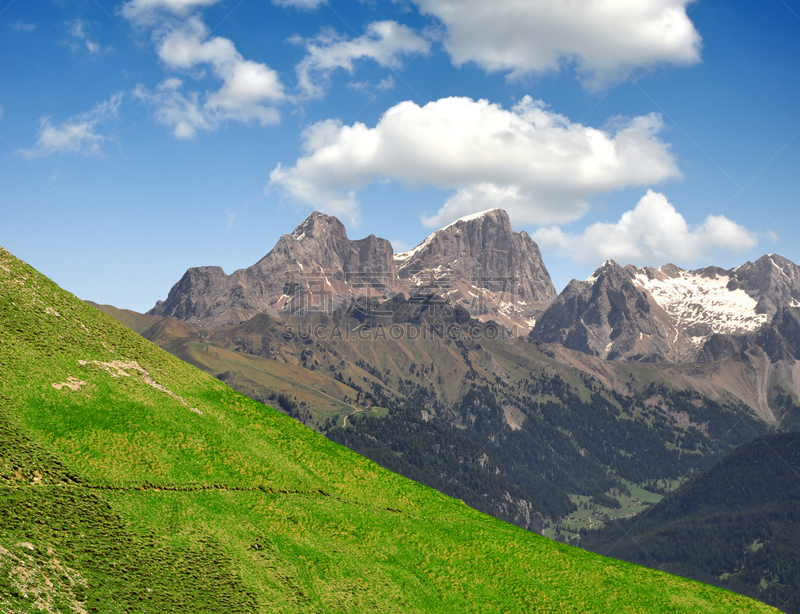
[2,0,800,312]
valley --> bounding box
[582,431,800,613]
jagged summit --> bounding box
[394,208,556,319]
[394,208,508,262]
[534,259,674,362]
[442,207,505,229]
[289,211,347,242]
[150,211,396,326]
[585,259,623,282]
[532,253,800,364]
[151,209,557,330]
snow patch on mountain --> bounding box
[634,269,769,339]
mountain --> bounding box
[134,215,800,520]
[532,255,800,365]
[531,259,679,362]
[581,431,800,614]
[149,211,398,326]
[394,208,557,330]
[150,208,557,333]
[1,246,779,613]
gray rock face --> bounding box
[151,209,556,331]
[396,209,556,308]
[532,254,800,364]
[151,212,397,326]
[149,266,228,323]
[498,491,545,535]
[730,254,800,316]
[532,260,678,362]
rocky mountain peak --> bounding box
[586,259,628,282]
[732,254,800,316]
[443,207,506,228]
[392,208,556,331]
[394,208,510,265]
[289,211,347,242]
[533,253,800,365]
[397,208,558,331]
[152,211,396,326]
[152,208,557,330]
[533,259,676,362]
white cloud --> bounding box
[533,190,758,264]
[134,79,211,139]
[23,94,123,157]
[296,21,429,98]
[408,0,702,89]
[68,19,87,38]
[68,19,101,55]
[121,0,222,22]
[269,95,680,226]
[273,0,327,9]
[349,75,396,95]
[134,16,284,133]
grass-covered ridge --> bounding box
[0,246,779,613]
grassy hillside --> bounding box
[95,302,772,527]
[1,246,779,613]
[582,431,800,613]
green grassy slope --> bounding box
[95,301,770,516]
[0,246,779,613]
[91,303,367,419]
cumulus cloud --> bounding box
[269,95,680,226]
[533,190,758,264]
[295,21,430,98]
[23,94,123,157]
[273,0,327,9]
[130,11,285,135]
[408,0,702,88]
[158,17,284,125]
